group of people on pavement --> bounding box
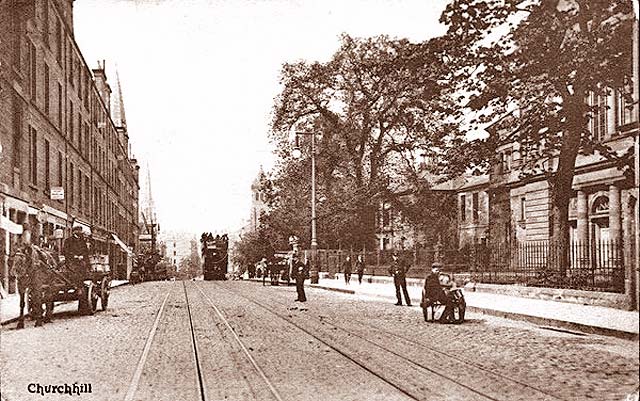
[257,256,292,287]
[255,249,454,322]
[341,255,366,285]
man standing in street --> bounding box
[389,252,411,306]
[292,254,307,302]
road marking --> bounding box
[123,289,171,401]
[196,283,284,401]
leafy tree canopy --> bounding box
[269,34,466,248]
[440,0,636,252]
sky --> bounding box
[73,0,451,235]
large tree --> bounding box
[258,161,366,251]
[441,0,636,272]
[271,34,462,249]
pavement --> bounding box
[306,274,639,341]
[0,280,129,325]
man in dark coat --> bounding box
[342,256,352,285]
[292,254,307,302]
[355,255,365,284]
[389,252,411,306]
[423,262,453,322]
[64,226,90,300]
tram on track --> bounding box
[201,233,228,280]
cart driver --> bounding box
[64,226,90,296]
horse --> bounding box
[9,244,56,329]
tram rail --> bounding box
[216,282,566,401]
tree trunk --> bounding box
[549,96,586,279]
[355,203,377,251]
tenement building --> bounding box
[0,0,140,291]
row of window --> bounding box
[25,3,129,194]
[27,125,134,232]
[459,194,527,224]
[494,89,636,175]
[39,0,91,107]
[29,48,124,188]
[589,90,635,141]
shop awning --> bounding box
[73,220,92,235]
[0,215,23,235]
[2,196,29,213]
[42,205,68,226]
[112,233,133,256]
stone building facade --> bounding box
[0,0,140,289]
[442,21,639,307]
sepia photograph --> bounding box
[0,0,639,400]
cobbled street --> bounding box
[1,281,638,401]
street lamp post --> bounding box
[292,131,319,284]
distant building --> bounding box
[159,231,196,270]
[249,166,267,232]
[431,175,491,249]
[0,1,141,288]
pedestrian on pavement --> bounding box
[423,262,453,322]
[269,258,280,286]
[355,255,365,284]
[258,258,268,286]
[342,256,352,285]
[292,254,307,302]
[389,252,411,306]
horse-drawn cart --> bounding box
[47,254,111,315]
[11,246,112,328]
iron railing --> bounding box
[303,239,625,293]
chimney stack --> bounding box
[92,60,111,114]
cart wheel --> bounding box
[100,279,110,311]
[86,283,98,315]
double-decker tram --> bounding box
[200,233,228,280]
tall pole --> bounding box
[310,131,319,283]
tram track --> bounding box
[212,282,462,401]
[123,282,208,401]
[122,281,285,401]
[121,280,566,400]
[123,288,173,401]
[347,316,565,400]
[183,282,208,401]
[217,282,566,401]
[192,282,285,401]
